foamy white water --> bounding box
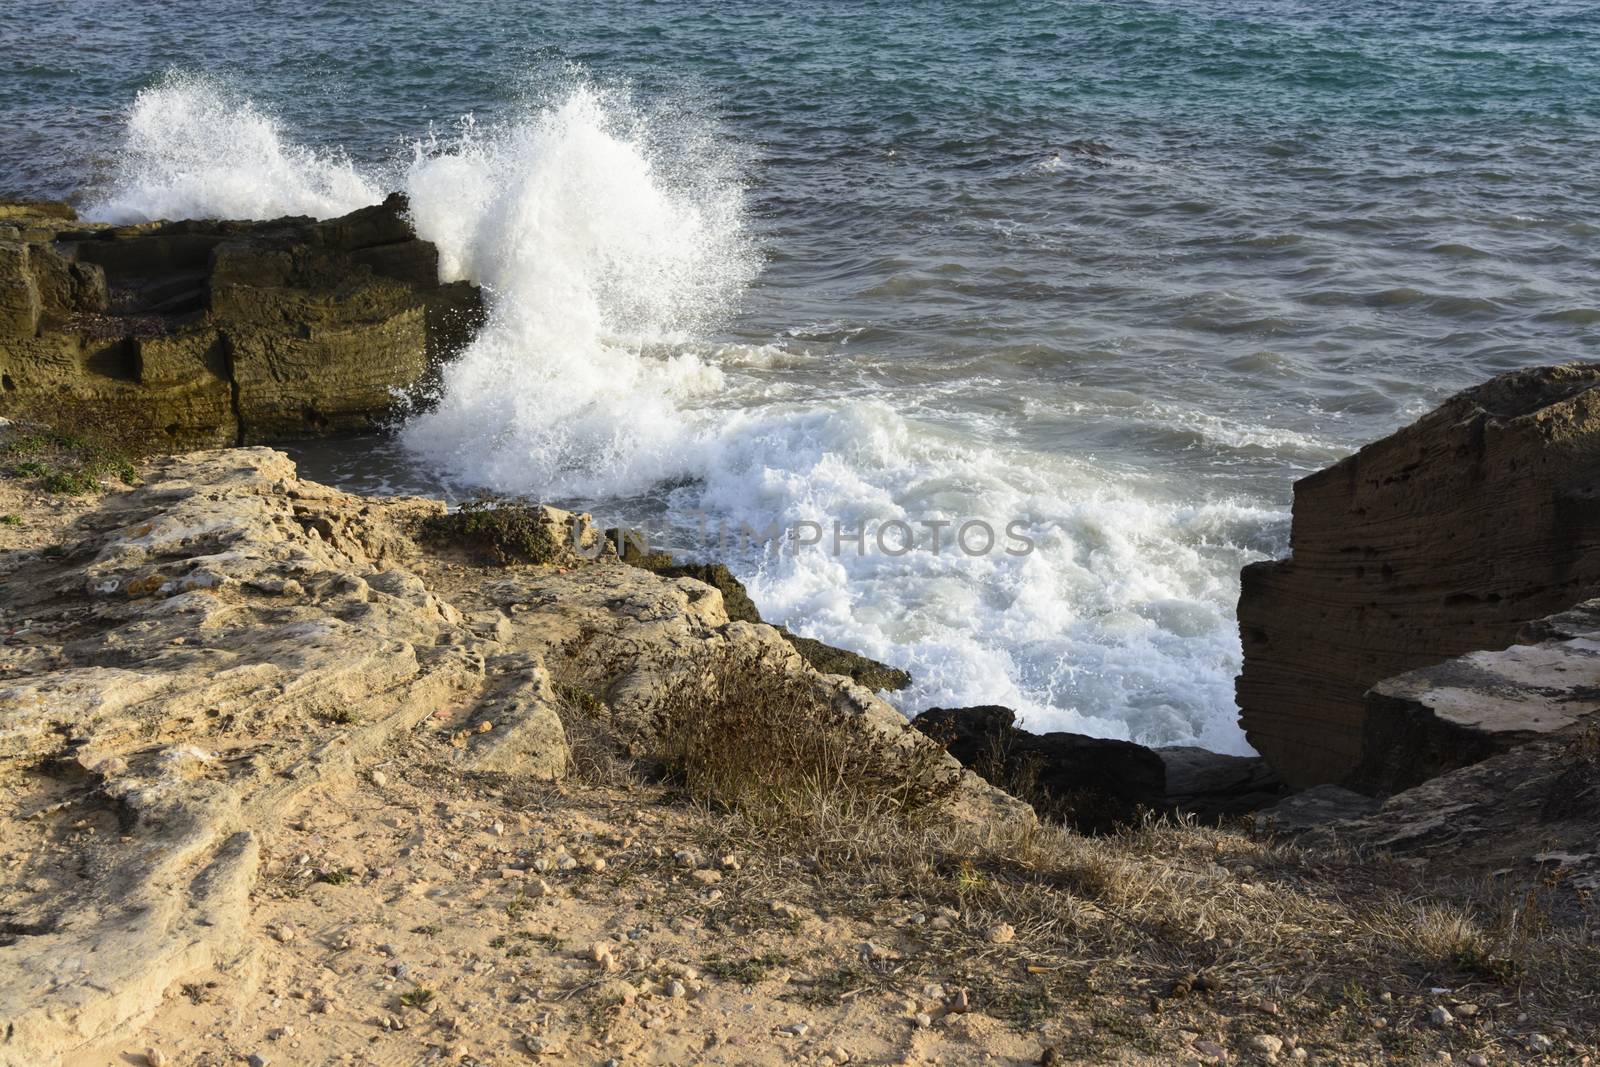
[81,73,1283,753]
[86,72,381,224]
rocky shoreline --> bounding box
[2,199,1598,1065]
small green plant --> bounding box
[413,923,443,937]
[398,986,435,1010]
[315,868,351,886]
[3,421,139,495]
[704,952,790,984]
[421,494,562,566]
[0,514,20,526]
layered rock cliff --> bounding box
[0,196,481,448]
[1236,365,1600,788]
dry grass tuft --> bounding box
[651,645,960,837]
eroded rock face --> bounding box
[0,450,1022,1067]
[1352,600,1600,794]
[0,195,482,448]
[1237,364,1600,788]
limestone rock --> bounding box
[1237,364,1600,787]
[1354,599,1600,793]
[0,195,482,448]
[610,536,912,692]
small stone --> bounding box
[145,1051,169,1067]
[674,850,699,868]
[1527,1035,1553,1053]
[247,1055,271,1067]
[477,720,494,733]
[913,1012,933,1029]
[271,924,296,944]
[1194,1040,1228,1064]
[1248,1034,1283,1060]
[586,856,607,872]
[1430,1006,1454,1027]
[501,867,526,879]
[945,988,971,1014]
[491,820,505,836]
[984,922,1015,945]
[690,869,722,885]
[831,1047,852,1063]
[371,770,388,787]
[665,979,687,998]
[1455,1002,1479,1017]
[524,1034,560,1056]
[1465,1055,1489,1067]
[719,854,740,870]
[779,1021,810,1037]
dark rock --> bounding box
[1255,785,1381,834]
[1295,729,1600,912]
[911,705,1165,832]
[1156,746,1288,818]
[0,195,483,448]
[608,530,911,691]
[1237,364,1600,788]
[770,626,911,692]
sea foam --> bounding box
[86,71,380,224]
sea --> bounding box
[5,0,1598,753]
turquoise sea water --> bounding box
[5,1,1598,750]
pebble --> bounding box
[371,770,388,787]
[945,988,970,1014]
[1527,1035,1553,1053]
[665,979,687,998]
[271,924,296,944]
[831,1047,851,1063]
[1248,1034,1283,1060]
[674,850,699,868]
[984,922,1015,945]
[1194,1039,1228,1064]
[913,1012,933,1029]
[491,820,505,836]
[1430,1006,1454,1027]
[779,1022,810,1037]
[144,1051,169,1067]
[247,1055,271,1067]
[690,869,722,885]
[1465,1056,1489,1067]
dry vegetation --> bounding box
[546,645,1600,1062]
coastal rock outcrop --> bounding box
[1353,599,1600,794]
[0,449,1019,1067]
[0,195,481,448]
[911,705,1286,827]
[1237,364,1600,788]
[611,532,914,692]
